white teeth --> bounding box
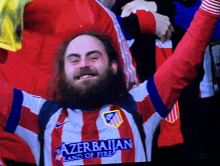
[79,75,93,80]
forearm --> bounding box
[154,0,220,109]
[112,0,176,22]
[119,1,174,41]
[120,9,157,39]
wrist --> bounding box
[132,8,156,34]
[200,0,220,16]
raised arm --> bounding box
[152,0,220,113]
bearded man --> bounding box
[52,32,128,110]
[0,0,220,165]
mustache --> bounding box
[73,67,99,79]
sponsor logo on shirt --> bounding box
[102,110,123,128]
[55,121,71,128]
[53,138,132,163]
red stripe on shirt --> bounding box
[81,109,101,165]
[136,96,156,123]
[111,105,135,163]
[18,106,39,134]
[51,108,68,166]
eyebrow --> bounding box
[86,50,102,57]
[66,53,80,59]
[66,50,102,59]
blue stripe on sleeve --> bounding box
[147,76,170,118]
[4,89,23,133]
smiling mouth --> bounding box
[76,74,96,80]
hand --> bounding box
[121,0,157,17]
[153,13,174,43]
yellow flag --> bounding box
[0,0,32,52]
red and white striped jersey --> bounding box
[2,78,165,165]
[0,2,219,165]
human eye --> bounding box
[89,53,101,61]
[69,57,80,64]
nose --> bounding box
[79,57,90,69]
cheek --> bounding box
[96,65,109,76]
[95,63,105,72]
[95,57,109,72]
[64,63,75,79]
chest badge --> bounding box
[102,110,123,128]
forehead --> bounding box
[64,35,106,57]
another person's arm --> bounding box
[118,8,174,42]
[153,0,220,113]
[117,0,175,42]
[129,0,220,118]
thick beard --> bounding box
[60,68,125,110]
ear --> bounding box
[111,60,118,74]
